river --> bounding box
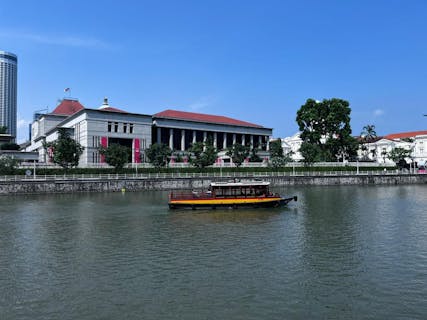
[1,185,427,319]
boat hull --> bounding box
[168,196,297,209]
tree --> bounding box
[0,143,20,150]
[145,143,172,168]
[361,125,377,142]
[249,146,262,162]
[269,139,289,168]
[189,140,218,169]
[299,142,322,166]
[0,155,20,174]
[296,98,356,162]
[44,128,84,169]
[388,147,412,168]
[99,144,131,172]
[226,143,249,167]
[0,126,7,134]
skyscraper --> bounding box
[0,50,17,140]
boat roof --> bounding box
[210,180,270,187]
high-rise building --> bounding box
[0,50,17,140]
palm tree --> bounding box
[361,125,377,142]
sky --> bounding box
[1,0,427,143]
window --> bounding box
[108,122,112,132]
[129,123,134,134]
[114,122,118,132]
[123,123,127,133]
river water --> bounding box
[1,185,427,319]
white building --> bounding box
[279,132,303,161]
[25,98,274,167]
[281,130,427,166]
[26,98,152,166]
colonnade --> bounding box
[156,128,270,151]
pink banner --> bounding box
[134,139,140,163]
[100,136,108,163]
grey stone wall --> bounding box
[1,174,426,195]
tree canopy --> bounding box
[361,125,377,142]
[226,143,249,167]
[296,98,358,163]
[145,143,172,168]
[99,143,131,172]
[0,126,7,134]
[0,143,20,151]
[0,155,19,174]
[189,140,218,168]
[44,128,84,169]
[388,147,412,168]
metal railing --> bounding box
[1,169,419,182]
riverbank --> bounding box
[1,173,426,195]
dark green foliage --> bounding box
[145,143,172,168]
[0,126,8,134]
[226,143,249,167]
[249,147,262,162]
[299,142,322,165]
[189,140,218,168]
[0,155,20,174]
[388,147,412,166]
[269,139,284,158]
[269,139,290,168]
[99,143,131,172]
[0,143,20,150]
[361,125,377,142]
[296,98,357,162]
[44,128,84,170]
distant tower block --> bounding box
[0,50,18,140]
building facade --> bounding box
[0,51,17,140]
[25,99,273,167]
[26,98,152,166]
[153,110,272,163]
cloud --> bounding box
[17,117,31,129]
[0,30,110,49]
[373,109,385,117]
[187,96,215,112]
[16,117,31,144]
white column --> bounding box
[266,136,270,151]
[203,132,207,151]
[242,134,245,146]
[213,132,217,149]
[181,129,185,151]
[258,136,262,148]
[233,133,236,145]
[192,130,196,144]
[157,127,161,144]
[223,133,227,149]
[250,135,254,149]
[169,128,174,150]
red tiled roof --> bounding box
[51,99,85,116]
[99,106,126,113]
[154,109,263,128]
[385,130,427,140]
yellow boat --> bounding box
[168,180,297,209]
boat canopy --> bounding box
[210,180,270,188]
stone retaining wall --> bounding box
[1,174,426,195]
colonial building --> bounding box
[26,98,152,166]
[282,130,427,166]
[152,110,272,163]
[25,99,273,167]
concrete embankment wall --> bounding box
[1,174,426,195]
